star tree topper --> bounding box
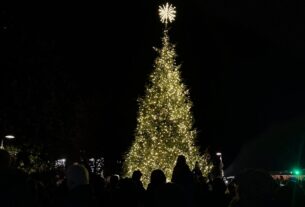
[159,3,176,25]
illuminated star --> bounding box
[159,3,176,25]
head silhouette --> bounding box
[236,169,276,206]
[132,170,142,181]
[150,169,166,185]
[177,155,186,164]
[110,174,120,187]
[66,163,89,190]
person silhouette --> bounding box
[0,149,33,206]
[132,170,145,199]
[146,169,167,207]
[171,155,193,188]
[171,155,195,207]
[63,163,97,207]
[192,161,202,179]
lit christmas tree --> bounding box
[124,3,212,187]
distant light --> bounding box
[216,152,222,156]
[292,168,301,175]
[5,135,15,139]
[55,158,66,167]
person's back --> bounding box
[0,149,33,207]
[231,169,277,207]
[90,173,106,206]
[104,174,121,207]
[118,178,141,207]
[171,155,195,207]
[146,169,167,207]
[171,155,193,188]
[157,182,187,207]
[227,180,237,205]
[192,161,202,180]
[210,178,229,207]
[132,170,145,205]
[63,163,97,207]
[274,180,305,207]
[132,170,145,194]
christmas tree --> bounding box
[124,3,211,187]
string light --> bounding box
[124,3,212,187]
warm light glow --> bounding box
[216,152,222,156]
[5,135,15,139]
[159,3,176,25]
[124,4,211,187]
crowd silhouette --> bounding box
[1,149,305,207]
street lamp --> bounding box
[0,135,15,149]
[216,152,224,178]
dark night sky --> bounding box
[1,1,305,169]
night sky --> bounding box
[1,1,305,170]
